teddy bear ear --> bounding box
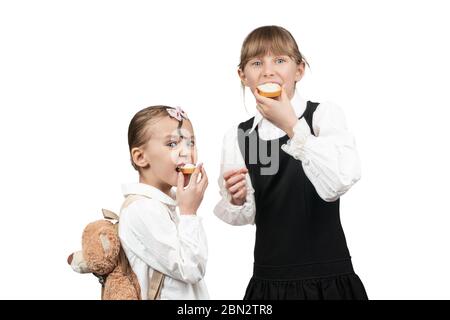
[82,220,121,275]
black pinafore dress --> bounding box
[237,101,368,300]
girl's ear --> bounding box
[131,147,150,169]
[295,61,306,82]
[238,68,248,87]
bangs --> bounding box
[239,26,302,70]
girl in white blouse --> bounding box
[214,26,368,300]
[119,105,209,300]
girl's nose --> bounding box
[262,62,275,77]
[179,143,191,159]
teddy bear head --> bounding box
[68,219,120,275]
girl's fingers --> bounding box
[254,89,277,107]
[223,168,240,180]
[223,169,237,180]
[226,177,245,190]
[198,165,208,190]
[253,90,266,106]
[189,163,202,185]
[239,167,249,173]
[229,180,246,194]
[225,173,246,189]
[177,172,184,190]
[232,187,247,200]
[224,168,247,181]
[201,179,209,194]
[254,89,269,102]
[200,165,207,180]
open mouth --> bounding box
[257,82,282,98]
[176,163,196,174]
[260,81,282,86]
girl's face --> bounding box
[238,53,305,99]
[133,116,197,191]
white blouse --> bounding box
[118,183,209,300]
[214,92,361,226]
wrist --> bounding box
[180,211,196,215]
[286,127,295,139]
[284,117,298,138]
[179,204,197,215]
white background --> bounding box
[1,0,449,299]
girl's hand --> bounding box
[223,167,248,206]
[253,85,298,138]
[177,163,208,215]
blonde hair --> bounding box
[238,25,309,71]
[127,105,177,171]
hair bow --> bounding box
[167,106,188,122]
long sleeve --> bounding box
[213,126,256,226]
[281,101,362,202]
[118,198,208,284]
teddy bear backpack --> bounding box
[67,194,165,300]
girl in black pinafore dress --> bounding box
[214,25,368,300]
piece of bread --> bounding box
[257,83,281,98]
[178,163,196,174]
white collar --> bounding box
[248,91,307,134]
[121,183,177,208]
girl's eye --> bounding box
[251,61,262,67]
[187,140,195,147]
[275,58,286,64]
[167,141,178,148]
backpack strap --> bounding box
[148,271,164,300]
[120,194,166,300]
[120,194,145,212]
[102,208,119,221]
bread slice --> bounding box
[257,83,281,98]
[177,163,196,174]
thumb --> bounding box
[177,172,184,191]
